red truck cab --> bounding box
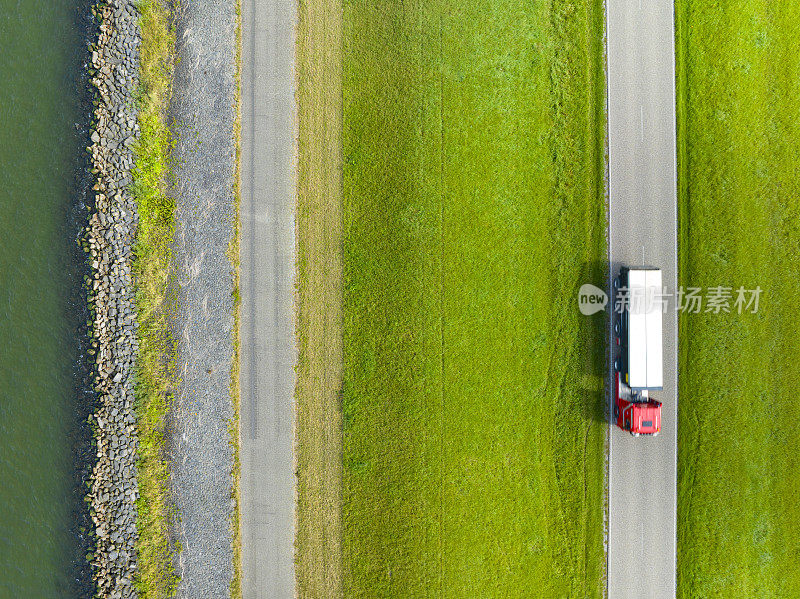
[615,372,661,436]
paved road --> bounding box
[240,0,297,596]
[605,0,678,597]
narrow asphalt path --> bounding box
[606,0,678,597]
[240,0,297,596]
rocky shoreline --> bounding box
[83,0,142,596]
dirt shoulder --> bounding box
[295,0,344,594]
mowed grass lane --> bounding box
[343,0,606,596]
[676,1,800,597]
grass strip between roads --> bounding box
[298,0,607,596]
[676,1,800,597]
[229,0,243,596]
[131,0,179,596]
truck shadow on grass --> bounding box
[576,259,609,426]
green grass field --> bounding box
[676,1,800,597]
[131,0,179,595]
[341,0,607,595]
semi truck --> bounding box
[613,267,663,436]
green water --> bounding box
[0,1,90,596]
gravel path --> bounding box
[166,0,238,597]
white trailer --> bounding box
[614,267,663,391]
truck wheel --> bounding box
[613,321,620,335]
[613,358,620,372]
[613,275,620,290]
